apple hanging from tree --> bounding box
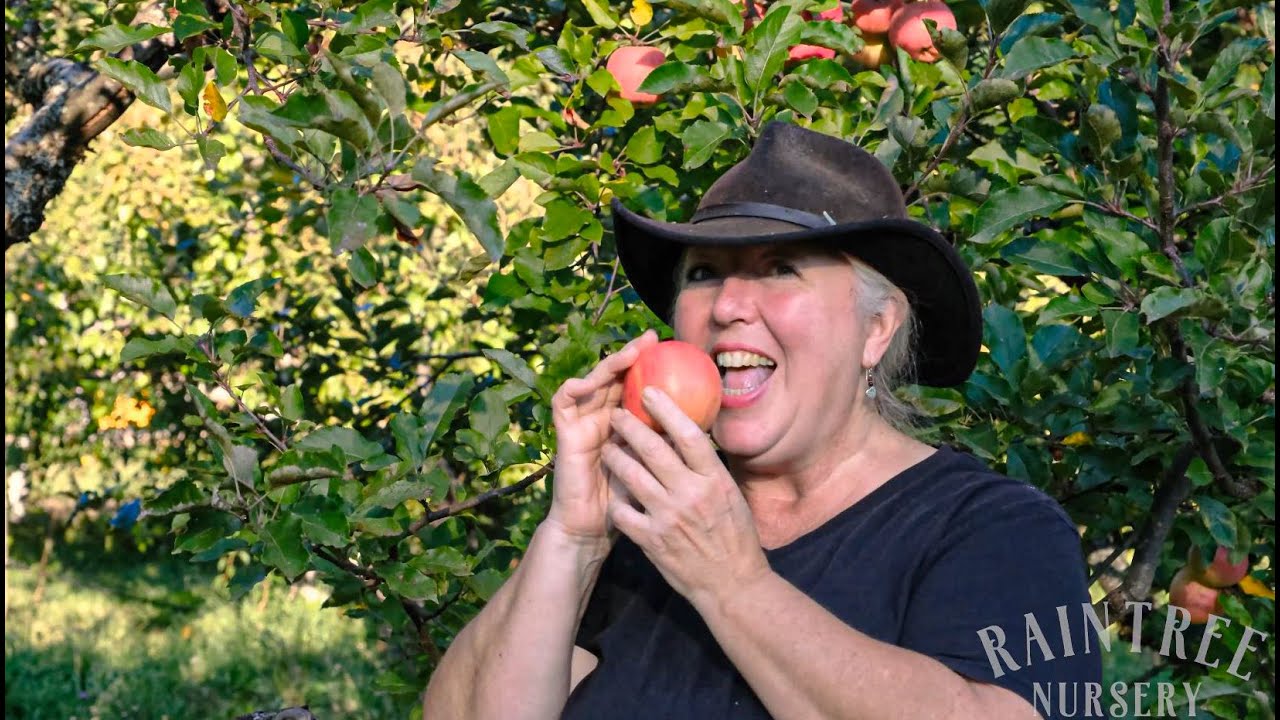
[606,46,667,105]
[1169,567,1224,624]
[1188,545,1251,588]
[623,340,723,432]
[851,0,903,35]
[788,5,844,62]
[888,1,957,62]
[852,33,892,67]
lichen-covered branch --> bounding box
[4,6,181,249]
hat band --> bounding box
[689,202,837,229]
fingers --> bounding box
[601,440,668,510]
[609,406,691,491]
[611,388,723,482]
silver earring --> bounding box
[865,369,877,400]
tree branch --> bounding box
[404,463,552,536]
[5,5,183,249]
[1095,444,1196,620]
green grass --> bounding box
[5,515,412,719]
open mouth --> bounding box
[715,350,776,397]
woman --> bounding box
[424,122,1101,719]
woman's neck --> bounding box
[729,414,935,545]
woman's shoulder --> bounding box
[912,445,1078,536]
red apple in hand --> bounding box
[1169,567,1223,624]
[1189,545,1251,588]
[623,340,722,432]
[606,46,667,104]
[888,1,957,62]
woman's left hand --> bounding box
[602,387,772,605]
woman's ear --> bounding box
[860,291,907,370]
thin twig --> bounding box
[403,464,552,536]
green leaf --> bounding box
[239,101,303,147]
[1101,310,1140,357]
[969,187,1068,245]
[624,126,665,165]
[120,128,180,150]
[743,6,804,101]
[1195,495,1238,549]
[103,274,177,319]
[226,277,280,318]
[983,304,1026,377]
[466,568,507,601]
[580,0,620,28]
[173,14,219,41]
[796,20,862,56]
[999,37,1076,81]
[371,64,407,116]
[1140,287,1199,323]
[328,188,382,253]
[637,61,712,95]
[455,50,510,86]
[280,384,305,421]
[470,21,531,50]
[76,23,170,53]
[359,469,449,512]
[223,445,258,488]
[260,516,309,581]
[1000,237,1087,276]
[96,58,171,113]
[1202,38,1267,103]
[969,78,1021,111]
[484,349,540,390]
[420,373,474,443]
[469,387,510,443]
[783,82,819,116]
[121,336,185,364]
[348,247,379,288]
[210,48,238,87]
[998,13,1064,55]
[297,426,384,462]
[411,159,503,261]
[229,564,268,602]
[297,509,349,547]
[542,199,591,241]
[682,119,735,170]
[788,58,854,89]
[486,106,521,156]
[651,0,743,31]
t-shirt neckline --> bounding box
[761,445,958,559]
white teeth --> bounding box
[715,351,776,369]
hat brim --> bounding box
[612,198,981,388]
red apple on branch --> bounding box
[1188,545,1251,588]
[888,1,957,62]
[851,0,903,35]
[1169,567,1224,624]
[606,46,667,105]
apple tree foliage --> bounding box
[5,0,1274,714]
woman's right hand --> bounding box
[544,329,659,547]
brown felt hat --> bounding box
[611,121,981,387]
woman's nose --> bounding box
[711,275,759,325]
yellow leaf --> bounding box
[1062,431,1092,447]
[1239,575,1275,600]
[203,81,227,122]
[441,35,456,51]
[630,0,653,26]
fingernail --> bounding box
[642,387,659,404]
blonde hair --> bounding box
[671,246,920,432]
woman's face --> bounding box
[672,243,893,468]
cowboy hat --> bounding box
[611,121,981,388]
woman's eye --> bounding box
[685,265,716,282]
[770,261,799,276]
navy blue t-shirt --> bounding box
[562,446,1103,719]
